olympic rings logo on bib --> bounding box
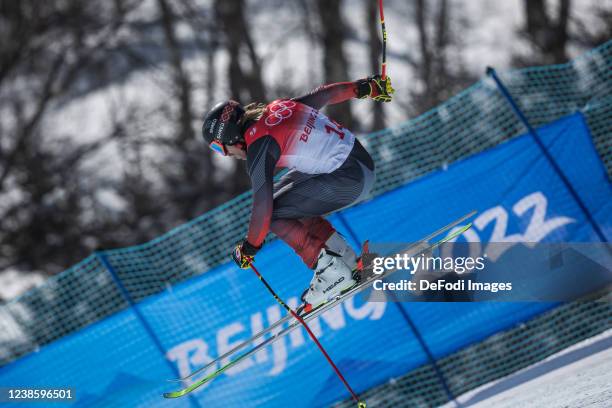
[265,101,296,126]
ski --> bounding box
[163,211,475,398]
[168,210,475,384]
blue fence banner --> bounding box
[1,112,609,408]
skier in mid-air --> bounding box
[202,75,394,315]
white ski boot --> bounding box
[297,232,358,316]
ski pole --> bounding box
[249,263,366,408]
[378,0,387,80]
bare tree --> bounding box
[572,4,612,49]
[518,0,572,65]
[410,0,473,115]
[156,0,221,222]
[0,1,134,273]
[214,0,266,104]
[214,0,267,195]
[315,0,356,130]
[572,5,612,50]
[297,0,320,90]
[412,0,449,112]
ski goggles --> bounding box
[209,140,245,157]
[209,140,228,156]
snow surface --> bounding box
[0,269,45,302]
[440,329,612,408]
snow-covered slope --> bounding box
[441,329,612,408]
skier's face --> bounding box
[226,143,246,160]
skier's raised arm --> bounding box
[293,75,394,110]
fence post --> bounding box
[96,252,201,408]
[486,67,607,243]
[334,213,458,405]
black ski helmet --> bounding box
[202,100,245,146]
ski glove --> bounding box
[232,239,261,269]
[356,75,394,102]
